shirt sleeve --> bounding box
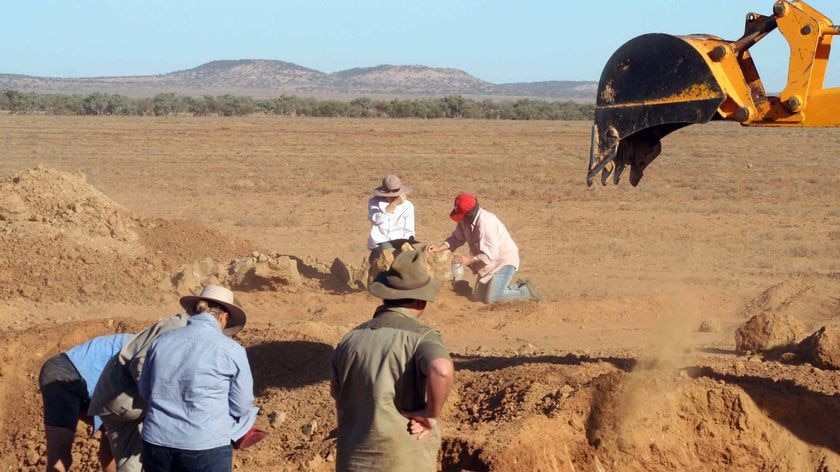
[415,331,451,375]
[443,222,467,251]
[368,198,387,226]
[138,341,155,401]
[123,314,189,384]
[227,345,255,419]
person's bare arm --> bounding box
[424,358,454,417]
[402,358,455,439]
[385,193,408,213]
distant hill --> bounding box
[0,59,596,102]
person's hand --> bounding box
[397,193,408,204]
[401,409,437,440]
[427,243,447,253]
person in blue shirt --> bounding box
[139,284,263,472]
[39,332,134,472]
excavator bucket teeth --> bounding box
[588,34,727,186]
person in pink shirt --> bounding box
[428,193,540,303]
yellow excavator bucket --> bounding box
[588,0,839,186]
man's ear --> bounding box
[218,312,229,329]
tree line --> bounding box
[0,89,594,120]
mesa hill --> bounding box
[0,59,597,101]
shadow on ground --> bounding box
[452,352,636,373]
[247,340,334,394]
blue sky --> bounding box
[1,0,838,91]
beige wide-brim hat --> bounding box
[372,174,413,198]
[368,250,442,302]
[180,284,247,336]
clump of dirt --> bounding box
[798,326,840,370]
[735,312,806,354]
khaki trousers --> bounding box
[103,416,142,472]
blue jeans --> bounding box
[141,442,232,472]
[475,265,531,303]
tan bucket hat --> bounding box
[180,284,247,336]
[372,174,412,197]
[368,250,441,302]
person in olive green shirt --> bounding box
[331,250,455,472]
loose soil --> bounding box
[0,116,838,471]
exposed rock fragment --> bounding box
[735,312,806,354]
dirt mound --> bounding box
[735,312,806,354]
[0,166,135,243]
[0,167,256,305]
[799,326,840,370]
[581,369,840,471]
[440,357,840,472]
[742,274,840,328]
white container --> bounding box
[451,262,464,281]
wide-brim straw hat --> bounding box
[372,174,412,197]
[180,284,247,336]
[368,250,441,302]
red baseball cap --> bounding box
[449,193,477,221]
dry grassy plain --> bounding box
[1,115,839,470]
[3,115,838,291]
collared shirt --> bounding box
[139,313,258,451]
[444,207,520,283]
[64,333,135,431]
[331,306,450,472]
[90,313,190,422]
[367,197,415,249]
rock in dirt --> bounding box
[367,245,402,283]
[230,254,302,291]
[171,253,304,294]
[171,257,226,294]
[735,312,806,354]
[366,242,454,285]
[698,318,722,333]
[423,248,454,281]
[330,258,366,290]
[268,410,287,429]
[302,419,318,437]
[798,326,840,370]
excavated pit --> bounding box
[2,166,839,471]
